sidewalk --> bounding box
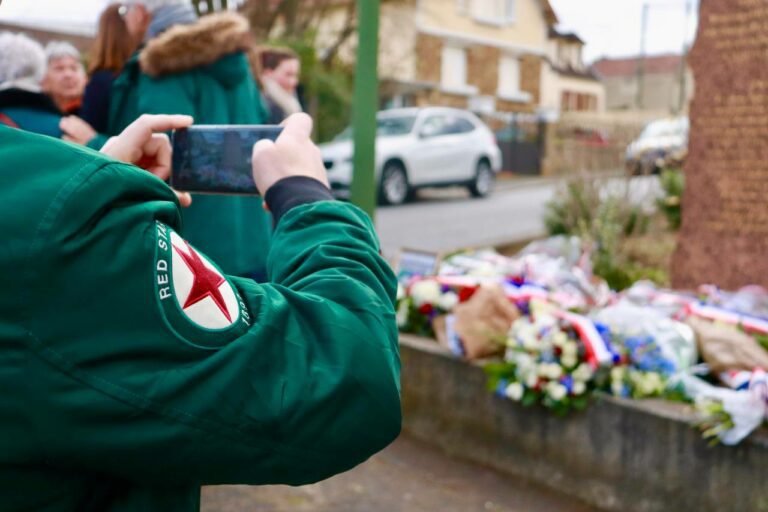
[494,169,625,192]
[201,435,598,512]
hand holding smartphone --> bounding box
[171,125,283,195]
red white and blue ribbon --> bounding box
[684,303,768,335]
[553,310,618,368]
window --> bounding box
[441,45,468,91]
[420,116,451,138]
[452,117,477,134]
[472,0,516,25]
[377,116,418,137]
[498,55,521,96]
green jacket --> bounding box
[109,13,272,278]
[0,127,401,511]
[0,88,62,138]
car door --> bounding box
[409,114,467,185]
[451,116,482,181]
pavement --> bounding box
[201,434,599,512]
[374,172,658,260]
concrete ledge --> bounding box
[400,334,768,512]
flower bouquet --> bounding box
[607,335,674,399]
[484,306,604,415]
[396,279,460,338]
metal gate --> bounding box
[494,113,547,175]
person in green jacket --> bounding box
[105,1,273,279]
[0,112,401,511]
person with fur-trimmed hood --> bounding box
[0,32,64,137]
[110,0,272,279]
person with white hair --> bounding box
[0,32,63,137]
[107,0,274,284]
[41,40,87,114]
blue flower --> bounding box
[561,374,574,393]
[496,378,509,397]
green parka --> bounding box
[0,127,401,511]
[109,12,272,278]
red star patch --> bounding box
[173,241,232,322]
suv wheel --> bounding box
[378,162,410,205]
[468,160,495,198]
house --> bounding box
[317,0,562,118]
[540,28,605,114]
[592,54,694,113]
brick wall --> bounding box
[520,55,542,104]
[414,31,541,114]
[415,91,469,108]
[467,45,500,96]
[416,33,442,84]
[496,99,536,114]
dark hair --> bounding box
[259,46,299,72]
[88,4,137,75]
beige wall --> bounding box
[541,64,606,112]
[414,32,541,113]
[314,2,418,83]
[601,69,694,113]
[417,0,549,52]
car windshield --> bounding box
[334,115,417,140]
[640,118,688,139]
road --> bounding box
[201,434,599,512]
[375,182,555,259]
[375,176,661,259]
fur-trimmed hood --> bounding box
[139,12,251,79]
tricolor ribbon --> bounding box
[553,310,618,368]
[684,303,768,335]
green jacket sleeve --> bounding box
[23,159,401,486]
[85,133,110,150]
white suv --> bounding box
[319,107,503,205]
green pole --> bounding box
[350,0,380,220]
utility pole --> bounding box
[677,0,692,113]
[636,2,649,110]
[350,0,380,220]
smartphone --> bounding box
[171,125,283,195]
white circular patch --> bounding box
[170,231,240,329]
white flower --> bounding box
[410,280,442,307]
[546,381,568,401]
[396,283,405,301]
[562,341,578,357]
[505,382,524,401]
[548,363,563,380]
[573,381,587,395]
[514,353,534,372]
[573,363,594,382]
[522,334,540,351]
[525,372,539,388]
[437,291,459,311]
[636,372,664,396]
[611,381,625,396]
[551,331,568,348]
[396,300,409,328]
[537,363,562,380]
[561,353,578,369]
[610,366,627,383]
[536,313,557,329]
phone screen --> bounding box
[171,125,283,195]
